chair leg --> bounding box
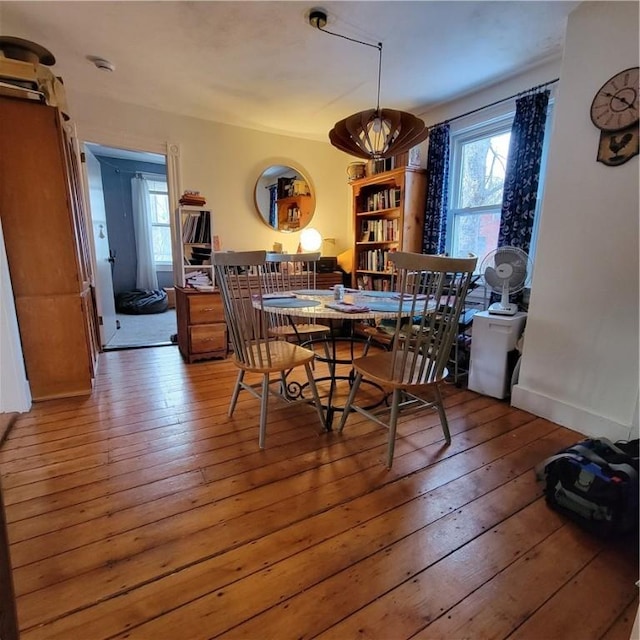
[304,362,327,431]
[337,371,363,433]
[321,337,331,365]
[279,370,290,399]
[386,388,402,468]
[258,374,270,449]
[433,383,451,444]
[229,369,244,417]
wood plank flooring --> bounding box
[0,345,637,639]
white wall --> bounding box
[511,1,640,441]
[418,58,563,129]
[0,219,31,413]
[67,91,354,257]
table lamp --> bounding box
[300,228,322,252]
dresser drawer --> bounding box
[188,294,225,324]
[189,323,227,354]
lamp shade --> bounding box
[300,228,322,252]
[329,108,430,160]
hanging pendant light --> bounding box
[309,9,429,160]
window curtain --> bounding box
[268,184,277,228]
[498,90,550,252]
[131,175,158,291]
[421,123,450,254]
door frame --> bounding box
[75,130,181,349]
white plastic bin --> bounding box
[468,311,527,399]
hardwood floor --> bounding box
[0,345,637,639]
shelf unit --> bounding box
[276,194,313,232]
[351,166,427,290]
[174,206,214,288]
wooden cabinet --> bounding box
[0,96,98,400]
[350,167,427,290]
[175,287,227,363]
[174,206,214,288]
[175,272,341,365]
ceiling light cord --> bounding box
[310,20,383,112]
[309,8,428,160]
[375,43,382,113]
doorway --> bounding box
[83,143,177,350]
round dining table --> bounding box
[255,288,434,428]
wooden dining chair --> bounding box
[263,252,332,345]
[337,252,478,467]
[212,250,326,448]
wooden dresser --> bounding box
[175,272,343,364]
[175,287,227,363]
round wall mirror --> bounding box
[254,165,315,232]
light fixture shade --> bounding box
[329,108,430,160]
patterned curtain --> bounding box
[268,184,277,227]
[498,90,550,252]
[422,123,450,254]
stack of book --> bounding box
[185,270,212,288]
[179,190,207,206]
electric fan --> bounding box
[480,246,531,315]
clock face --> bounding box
[590,67,639,132]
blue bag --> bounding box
[536,437,639,537]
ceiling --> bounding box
[0,1,580,141]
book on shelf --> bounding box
[359,218,399,242]
[181,210,211,244]
[360,221,370,242]
[358,247,397,272]
[355,274,391,291]
[364,187,401,212]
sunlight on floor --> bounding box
[105,309,177,349]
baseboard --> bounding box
[511,384,636,442]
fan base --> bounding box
[488,302,519,316]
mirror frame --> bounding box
[254,163,316,233]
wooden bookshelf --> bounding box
[350,167,427,290]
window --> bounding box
[446,103,553,271]
[447,117,512,269]
[145,176,172,266]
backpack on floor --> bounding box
[535,437,639,537]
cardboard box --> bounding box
[164,287,176,309]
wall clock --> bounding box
[591,67,639,131]
[590,67,639,166]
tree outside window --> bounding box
[449,125,511,269]
[146,178,172,265]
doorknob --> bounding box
[108,249,116,265]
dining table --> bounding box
[254,287,434,428]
